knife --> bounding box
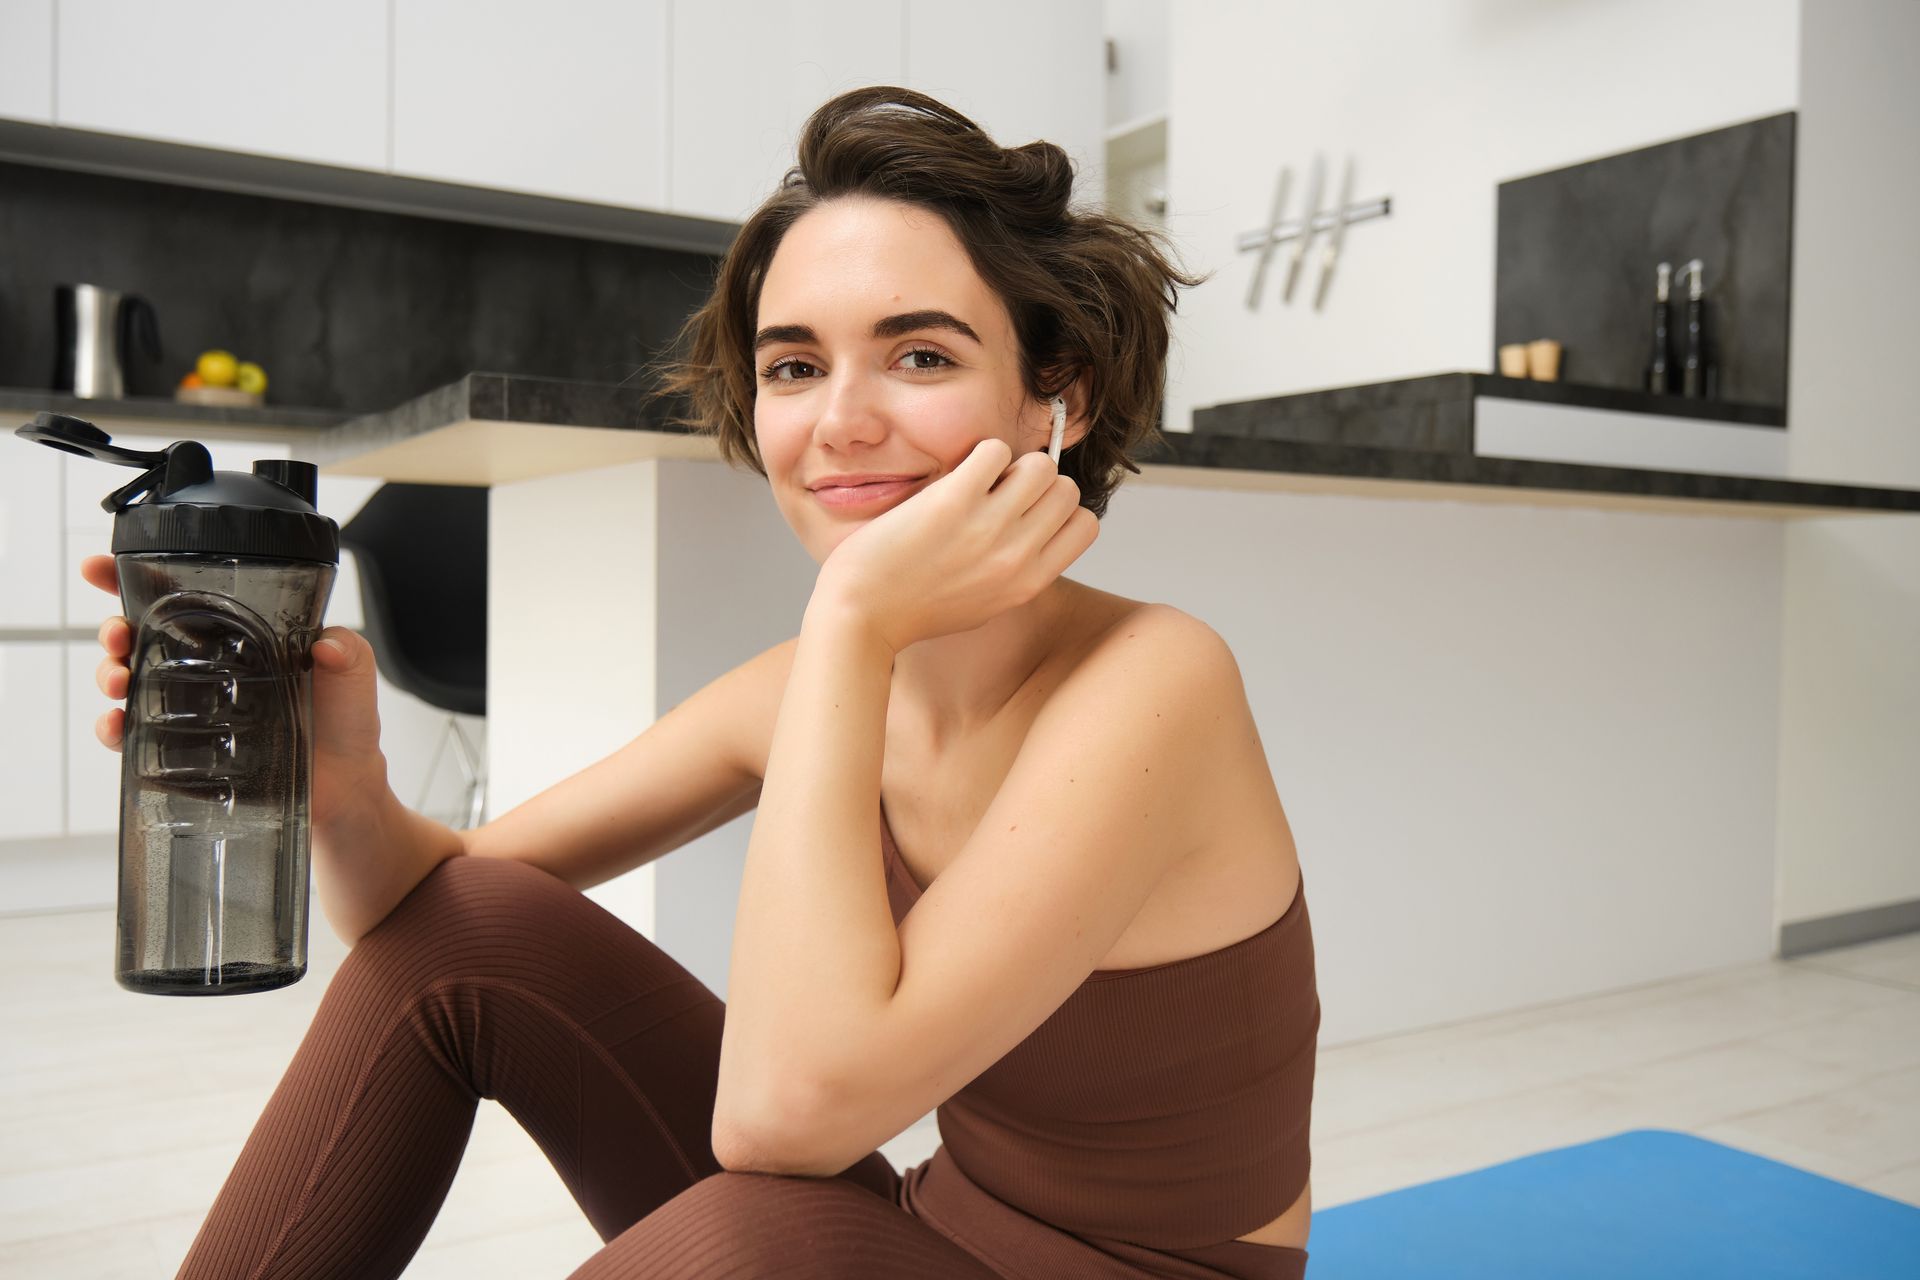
[1245,167,1293,311]
[1314,155,1358,311]
[1282,153,1326,304]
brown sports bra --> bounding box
[879,803,1320,1250]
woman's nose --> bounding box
[810,370,890,449]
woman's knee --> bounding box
[344,853,575,985]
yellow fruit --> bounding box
[197,350,238,388]
[236,362,268,396]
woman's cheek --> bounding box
[893,385,980,457]
[754,407,807,474]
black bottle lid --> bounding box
[13,412,339,565]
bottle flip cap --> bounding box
[15,411,339,565]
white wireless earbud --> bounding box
[1048,397,1066,464]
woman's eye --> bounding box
[759,347,955,385]
[761,357,819,383]
[900,347,955,373]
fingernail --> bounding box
[316,639,345,659]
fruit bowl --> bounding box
[175,386,265,407]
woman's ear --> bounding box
[1046,369,1094,452]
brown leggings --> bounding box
[175,852,1002,1279]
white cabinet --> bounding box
[55,0,389,170]
[392,0,669,208]
[668,1,902,224]
[32,1,1106,223]
[902,0,1107,209]
[0,1,55,123]
[0,643,65,842]
[0,434,62,629]
[668,0,1107,223]
[64,639,120,837]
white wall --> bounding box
[653,460,819,996]
[1161,0,1800,434]
[1103,0,1170,129]
[1092,480,1786,1045]
[1774,0,1920,926]
[487,461,660,932]
[1157,0,1920,953]
[0,0,53,123]
[623,451,1789,1045]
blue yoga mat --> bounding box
[1308,1129,1920,1279]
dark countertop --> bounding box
[1192,372,1784,454]
[304,372,693,468]
[1182,372,1920,517]
[11,372,1920,518]
[1,386,350,432]
[1151,430,1920,517]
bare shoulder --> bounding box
[1063,598,1243,702]
[1052,602,1298,947]
[1049,599,1275,859]
[1039,600,1249,782]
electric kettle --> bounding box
[54,283,162,399]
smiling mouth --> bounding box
[811,478,924,508]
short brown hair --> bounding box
[642,85,1208,519]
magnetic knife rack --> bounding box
[1237,155,1392,312]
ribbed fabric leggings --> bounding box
[175,851,1005,1279]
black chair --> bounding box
[339,482,488,829]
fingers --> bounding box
[984,443,1058,508]
[310,625,363,670]
[1035,494,1099,582]
[97,615,129,659]
[95,651,128,700]
[1006,455,1074,524]
[94,706,124,753]
[95,614,130,751]
[968,437,1017,491]
[1019,472,1083,551]
[80,554,120,597]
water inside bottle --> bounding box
[118,603,311,994]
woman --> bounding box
[86,86,1317,1279]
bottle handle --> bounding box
[13,412,213,511]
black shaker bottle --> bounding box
[15,412,339,995]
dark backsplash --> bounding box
[0,160,721,412]
[1494,112,1794,410]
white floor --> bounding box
[2,910,1916,1279]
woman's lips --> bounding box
[812,478,922,508]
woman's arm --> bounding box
[711,596,901,1161]
[322,636,796,948]
[713,604,1231,1175]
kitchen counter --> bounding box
[16,372,1919,518]
[0,386,349,435]
[297,371,1920,520]
[1185,372,1920,518]
[1196,371,1787,437]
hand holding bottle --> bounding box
[81,553,388,826]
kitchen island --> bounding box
[11,372,1916,1043]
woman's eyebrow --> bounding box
[753,309,982,352]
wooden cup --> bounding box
[1526,339,1563,382]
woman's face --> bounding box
[753,196,1060,566]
